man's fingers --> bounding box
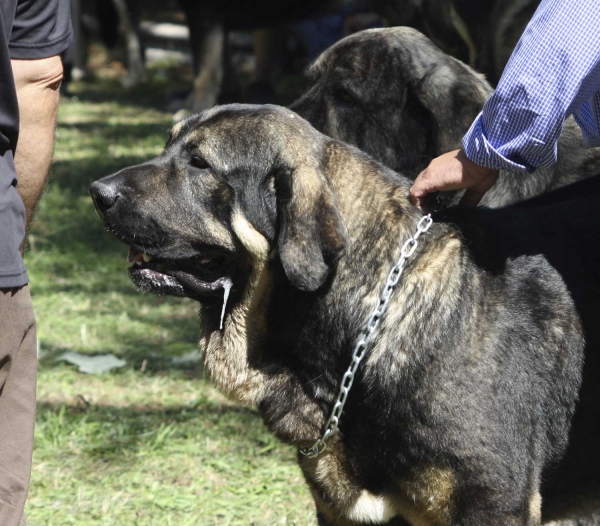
[411,170,465,207]
[410,182,429,207]
[410,172,430,207]
[458,187,486,208]
[457,172,499,208]
[410,166,458,205]
[410,149,500,210]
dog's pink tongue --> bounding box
[128,247,143,264]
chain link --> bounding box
[299,214,433,458]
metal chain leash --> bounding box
[299,214,434,459]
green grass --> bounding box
[25,83,317,525]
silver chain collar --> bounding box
[299,214,434,458]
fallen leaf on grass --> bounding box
[58,352,127,374]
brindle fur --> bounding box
[90,105,598,525]
[290,27,600,208]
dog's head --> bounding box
[290,27,492,177]
[89,105,347,314]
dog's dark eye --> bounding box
[190,156,210,170]
[335,89,355,105]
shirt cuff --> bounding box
[573,100,600,148]
[462,114,533,174]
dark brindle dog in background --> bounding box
[90,105,600,525]
[290,27,600,208]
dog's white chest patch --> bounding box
[346,491,396,523]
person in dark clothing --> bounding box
[0,2,71,524]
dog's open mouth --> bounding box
[127,247,233,302]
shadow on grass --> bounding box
[53,147,165,184]
[33,90,171,251]
[51,150,165,193]
[35,399,272,465]
[27,87,203,373]
[39,315,201,372]
[66,73,191,112]
[58,120,170,140]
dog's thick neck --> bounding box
[323,140,422,245]
[200,131,466,449]
[265,140,463,378]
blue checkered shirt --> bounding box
[462,0,600,174]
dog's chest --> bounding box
[300,444,456,526]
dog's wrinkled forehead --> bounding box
[167,104,322,171]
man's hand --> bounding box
[410,149,499,210]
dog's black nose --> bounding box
[89,181,119,216]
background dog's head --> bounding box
[290,27,491,177]
[89,105,347,320]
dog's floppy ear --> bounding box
[274,164,347,292]
[398,28,493,154]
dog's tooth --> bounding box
[135,260,142,266]
[199,258,211,264]
[142,254,153,262]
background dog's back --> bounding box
[442,175,600,523]
[291,27,600,208]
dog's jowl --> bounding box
[90,104,599,526]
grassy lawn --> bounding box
[24,80,317,525]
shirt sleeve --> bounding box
[462,0,600,173]
[9,0,72,60]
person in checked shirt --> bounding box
[410,0,600,208]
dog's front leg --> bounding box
[453,516,540,526]
[318,514,412,526]
[451,489,542,526]
[316,507,411,526]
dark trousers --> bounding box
[0,286,36,526]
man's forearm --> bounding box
[463,0,600,174]
[11,55,63,232]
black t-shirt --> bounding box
[0,0,71,288]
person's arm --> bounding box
[411,0,600,207]
[464,0,600,173]
[11,55,63,231]
[410,149,499,209]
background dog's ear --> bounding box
[400,29,493,155]
[275,165,347,292]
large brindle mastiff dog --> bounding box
[89,105,600,525]
[290,27,600,208]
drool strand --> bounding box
[220,278,233,330]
